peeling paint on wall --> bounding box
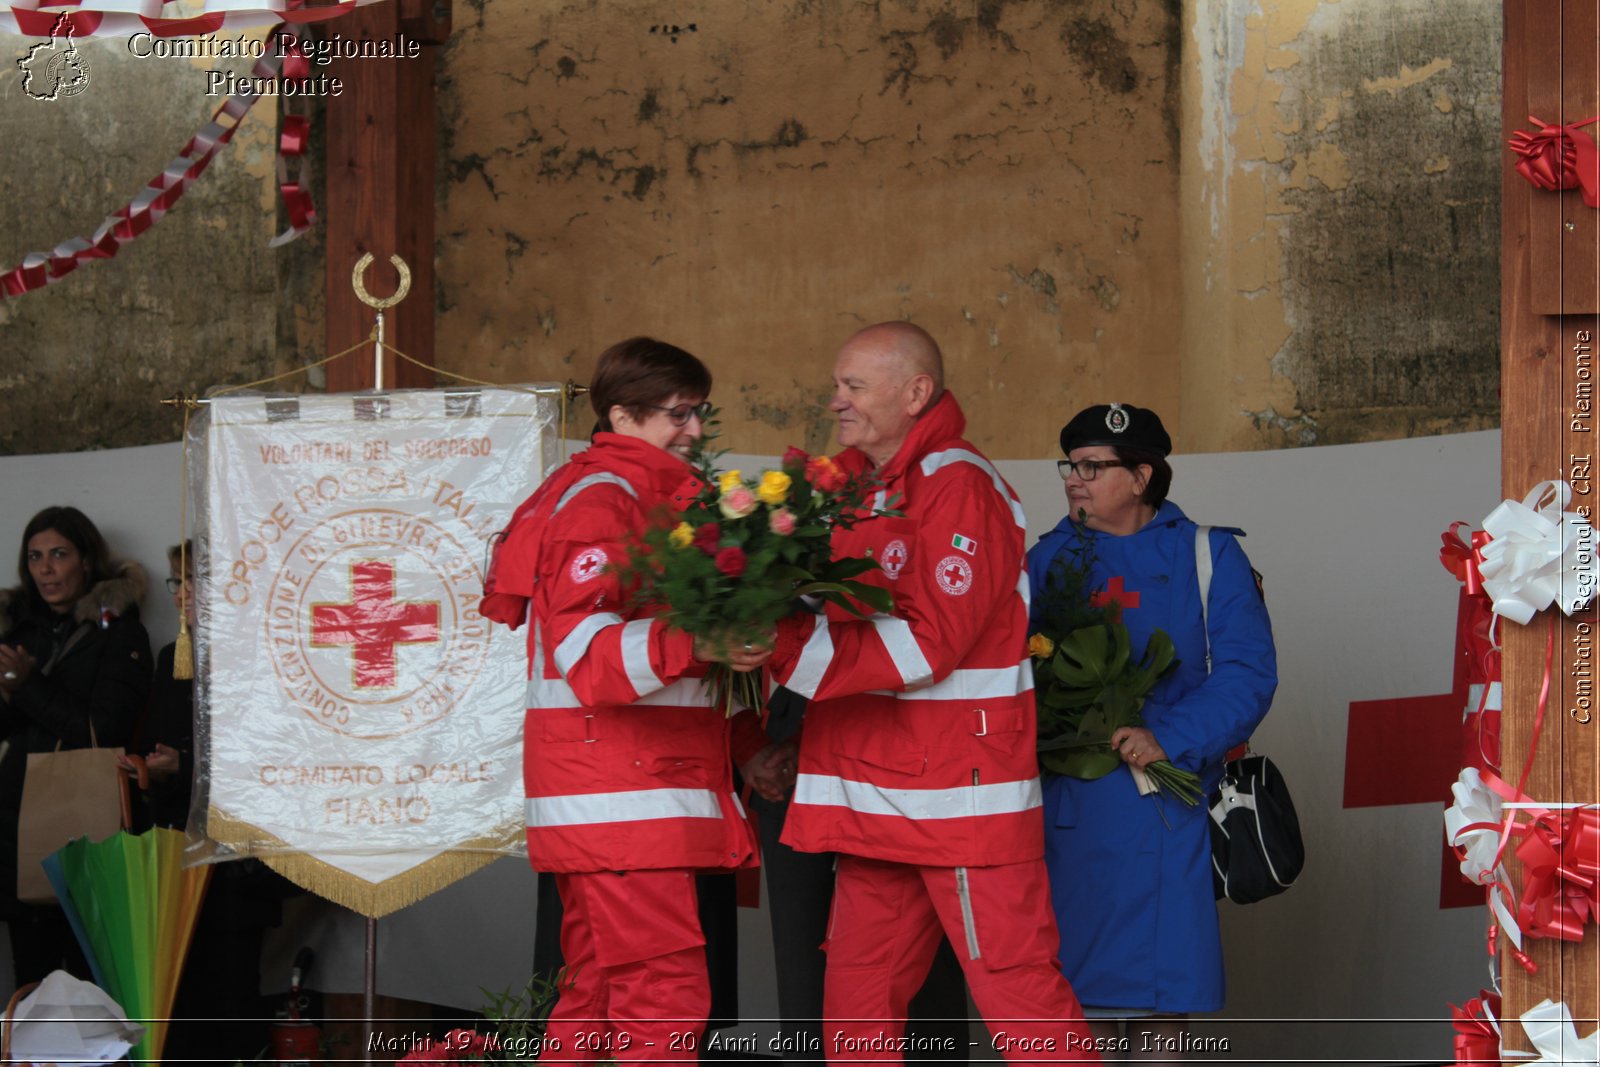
[1181,0,1499,452]
[436,0,1185,459]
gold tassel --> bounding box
[173,621,194,680]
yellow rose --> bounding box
[1027,633,1055,659]
[669,522,694,549]
[719,470,744,494]
[757,470,792,505]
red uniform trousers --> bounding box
[544,869,708,1064]
[823,855,1100,1063]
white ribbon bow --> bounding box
[1518,998,1600,1065]
[1477,480,1600,624]
[1445,767,1503,886]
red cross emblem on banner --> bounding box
[1091,576,1140,612]
[311,560,442,689]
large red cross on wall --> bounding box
[1343,588,1484,908]
[311,560,441,689]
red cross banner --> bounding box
[191,388,555,917]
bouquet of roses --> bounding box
[616,413,897,714]
[1029,523,1202,806]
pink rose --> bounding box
[719,486,758,519]
[715,546,748,577]
[769,508,797,536]
[782,445,810,468]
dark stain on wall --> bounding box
[1061,16,1138,95]
[1270,0,1500,443]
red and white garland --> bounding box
[0,2,376,40]
[0,1,383,299]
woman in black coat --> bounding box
[0,506,151,987]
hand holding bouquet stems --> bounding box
[617,412,899,715]
[1030,547,1202,806]
[693,632,775,672]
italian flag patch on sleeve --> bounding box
[952,533,978,555]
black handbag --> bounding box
[1194,526,1304,904]
[1208,751,1304,903]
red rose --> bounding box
[806,455,846,492]
[782,445,810,468]
[714,546,747,577]
[692,522,722,553]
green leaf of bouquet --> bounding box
[765,563,810,583]
[801,582,893,618]
[1141,629,1177,678]
[1053,748,1123,780]
[819,557,882,581]
[1107,624,1131,680]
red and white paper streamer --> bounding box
[1,24,323,298]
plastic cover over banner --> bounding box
[188,388,556,917]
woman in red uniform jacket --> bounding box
[481,337,777,1063]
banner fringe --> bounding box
[206,808,523,919]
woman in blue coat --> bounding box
[1027,404,1276,1059]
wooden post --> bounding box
[316,1,452,1056]
[323,0,450,392]
[1500,0,1599,1053]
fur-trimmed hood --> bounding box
[0,558,148,633]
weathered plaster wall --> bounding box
[436,0,1185,459]
[0,0,1504,458]
[1181,0,1500,452]
[0,32,314,456]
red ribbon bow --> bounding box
[1440,522,1492,597]
[1450,990,1501,1065]
[1508,115,1600,208]
[1515,808,1600,941]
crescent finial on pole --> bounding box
[352,253,412,310]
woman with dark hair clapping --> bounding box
[0,506,151,987]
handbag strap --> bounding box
[1195,525,1213,673]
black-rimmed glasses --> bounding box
[1056,458,1127,482]
[648,401,713,427]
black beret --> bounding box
[1059,403,1172,457]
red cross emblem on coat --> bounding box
[1091,577,1140,611]
[881,539,908,580]
[569,547,608,584]
[311,560,441,689]
[936,555,973,596]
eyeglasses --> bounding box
[164,577,190,594]
[1056,459,1127,482]
[647,401,713,427]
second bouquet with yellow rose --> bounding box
[616,413,898,715]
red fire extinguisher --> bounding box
[270,947,321,1066]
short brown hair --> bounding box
[167,540,194,579]
[1114,448,1173,507]
[589,337,712,432]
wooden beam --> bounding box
[312,0,454,1047]
[322,0,450,392]
[1501,0,1600,1053]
